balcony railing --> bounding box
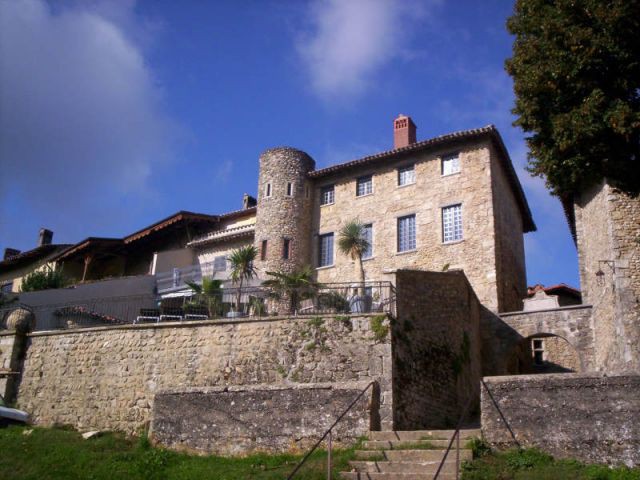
[1,281,395,331]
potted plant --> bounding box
[227,246,258,317]
[338,219,372,313]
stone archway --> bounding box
[508,333,582,374]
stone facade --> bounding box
[308,136,530,314]
[253,147,315,275]
[392,270,482,429]
[15,315,392,435]
[574,181,640,372]
[481,373,640,467]
[151,383,376,455]
[481,305,595,375]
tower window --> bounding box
[356,175,373,196]
[265,183,272,198]
[532,339,545,365]
[442,204,463,242]
[286,182,293,196]
[398,165,415,186]
[261,240,268,261]
[442,153,460,176]
[320,185,335,205]
[397,215,416,252]
[283,238,290,260]
[318,233,334,267]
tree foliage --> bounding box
[228,246,258,312]
[337,219,370,292]
[506,0,640,196]
[262,266,318,314]
[20,266,67,292]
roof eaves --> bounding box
[123,211,219,244]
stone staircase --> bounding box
[339,428,480,480]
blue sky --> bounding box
[0,0,579,288]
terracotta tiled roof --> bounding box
[51,238,123,262]
[124,211,219,243]
[188,224,255,247]
[308,125,536,233]
[527,283,581,298]
[0,244,71,273]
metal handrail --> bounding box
[432,394,476,480]
[286,381,377,480]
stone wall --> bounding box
[16,314,392,435]
[575,181,640,372]
[392,270,482,429]
[489,143,527,312]
[151,382,376,455]
[0,330,23,400]
[480,305,594,375]
[481,373,640,467]
[312,139,502,312]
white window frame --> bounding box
[398,164,416,186]
[213,256,227,272]
[320,185,335,206]
[441,153,461,176]
[356,175,373,197]
[318,233,334,267]
[397,214,416,253]
[362,223,373,259]
[442,204,463,243]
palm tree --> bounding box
[228,245,258,314]
[185,277,222,317]
[262,266,318,314]
[338,219,370,294]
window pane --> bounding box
[397,215,416,252]
[320,185,335,205]
[261,240,268,261]
[356,175,373,196]
[286,183,293,196]
[213,256,227,271]
[398,165,415,185]
[283,238,290,260]
[442,204,463,242]
[318,233,334,267]
[442,154,460,175]
[362,224,373,259]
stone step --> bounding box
[348,460,458,474]
[339,472,457,480]
[354,449,472,462]
[368,429,480,441]
[362,439,451,450]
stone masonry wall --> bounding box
[489,143,527,312]
[16,315,392,435]
[312,139,502,312]
[392,270,482,429]
[481,373,640,467]
[151,382,376,455]
[480,305,594,375]
[0,330,23,400]
[575,181,640,372]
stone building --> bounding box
[188,114,536,316]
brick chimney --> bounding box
[393,114,417,149]
[38,228,53,246]
[3,248,21,260]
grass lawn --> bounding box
[461,444,640,480]
[0,424,355,480]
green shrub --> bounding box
[20,267,67,292]
[370,315,389,342]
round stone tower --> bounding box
[254,147,315,276]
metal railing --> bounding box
[0,281,395,331]
[286,381,377,480]
[432,395,476,480]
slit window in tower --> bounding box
[265,183,272,198]
[286,182,293,196]
[283,238,290,260]
[261,240,268,261]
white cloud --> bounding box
[0,0,180,246]
[296,0,439,101]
